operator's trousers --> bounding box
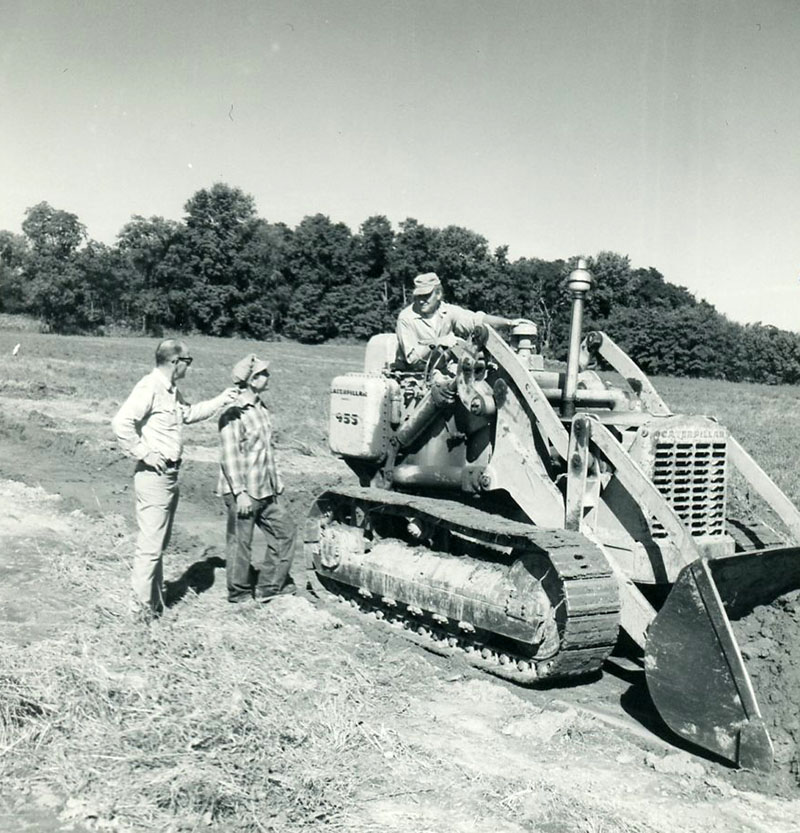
[131,465,179,616]
[224,493,297,603]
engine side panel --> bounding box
[329,373,393,461]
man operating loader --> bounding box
[396,272,523,371]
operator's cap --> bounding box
[412,272,441,296]
[232,353,270,384]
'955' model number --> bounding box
[334,412,360,426]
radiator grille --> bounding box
[650,439,727,538]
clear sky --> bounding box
[2,0,799,330]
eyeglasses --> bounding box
[175,356,193,366]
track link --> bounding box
[306,486,620,682]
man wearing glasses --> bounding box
[112,339,236,620]
[217,353,297,604]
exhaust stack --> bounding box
[561,259,593,419]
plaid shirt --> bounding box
[217,392,282,499]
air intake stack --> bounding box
[561,259,593,419]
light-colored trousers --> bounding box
[131,466,179,614]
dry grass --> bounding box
[0,503,405,831]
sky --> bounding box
[2,0,799,330]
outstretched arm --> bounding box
[483,314,524,330]
[180,387,238,424]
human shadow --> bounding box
[165,554,226,607]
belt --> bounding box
[137,458,182,474]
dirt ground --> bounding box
[2,390,800,832]
[731,590,800,783]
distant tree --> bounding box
[21,202,86,257]
[585,251,633,318]
[391,221,517,323]
[0,230,29,313]
[393,219,441,306]
[77,241,120,328]
[740,324,800,385]
[115,215,181,332]
[507,257,566,352]
[20,202,89,331]
[159,183,260,334]
[354,215,396,333]
[283,214,357,342]
[627,267,695,310]
[486,245,518,315]
[434,225,496,310]
[234,219,293,339]
[605,303,738,379]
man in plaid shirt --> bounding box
[218,354,297,603]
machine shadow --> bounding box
[603,656,733,768]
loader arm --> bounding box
[585,330,800,544]
[581,330,671,416]
[728,436,800,544]
[572,332,800,769]
[484,326,570,461]
[482,327,701,576]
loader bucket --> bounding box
[644,547,800,771]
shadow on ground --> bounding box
[165,552,226,606]
[605,657,733,769]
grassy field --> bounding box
[1,329,798,481]
[0,330,363,457]
[2,327,800,832]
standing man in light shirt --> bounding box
[218,354,297,604]
[112,339,236,619]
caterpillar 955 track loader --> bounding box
[305,260,800,771]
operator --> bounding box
[396,272,522,371]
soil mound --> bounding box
[731,589,800,790]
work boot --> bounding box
[255,580,298,604]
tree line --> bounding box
[1,182,798,385]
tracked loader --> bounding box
[305,260,800,771]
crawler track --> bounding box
[305,486,620,683]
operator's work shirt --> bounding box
[396,302,485,367]
[217,392,282,500]
[111,368,219,462]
